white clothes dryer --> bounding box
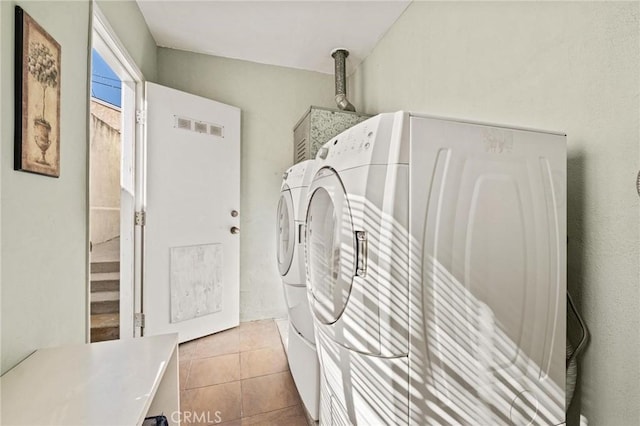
[305,112,566,425]
[277,160,315,286]
[276,159,320,420]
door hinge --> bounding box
[135,211,146,226]
[136,109,147,125]
[135,312,145,328]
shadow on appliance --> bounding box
[305,112,567,425]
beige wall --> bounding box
[349,2,639,425]
[90,100,121,245]
[157,48,335,321]
[1,0,91,374]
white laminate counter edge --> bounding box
[0,333,179,426]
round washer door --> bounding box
[306,168,356,324]
[276,189,295,276]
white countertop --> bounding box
[1,333,178,426]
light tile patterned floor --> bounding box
[179,319,308,425]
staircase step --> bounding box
[91,260,120,274]
[90,313,119,343]
[91,313,119,328]
[91,291,119,303]
[91,299,120,314]
[90,272,119,292]
[91,326,119,342]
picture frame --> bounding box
[14,6,61,178]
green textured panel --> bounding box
[306,107,370,160]
[294,106,371,162]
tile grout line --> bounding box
[239,346,244,419]
[239,367,290,382]
[239,375,244,419]
[240,403,305,422]
[183,367,290,391]
[185,360,193,393]
[189,344,282,362]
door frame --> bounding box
[90,4,145,340]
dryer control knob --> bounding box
[317,147,329,159]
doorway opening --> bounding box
[89,49,122,342]
[89,6,144,342]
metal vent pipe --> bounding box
[331,48,356,112]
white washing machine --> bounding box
[276,159,320,420]
[305,112,566,425]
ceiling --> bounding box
[136,0,411,75]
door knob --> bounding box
[230,226,240,235]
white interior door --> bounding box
[144,82,241,342]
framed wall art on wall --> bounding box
[14,6,61,178]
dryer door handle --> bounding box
[355,231,368,277]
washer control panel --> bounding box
[317,118,379,165]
